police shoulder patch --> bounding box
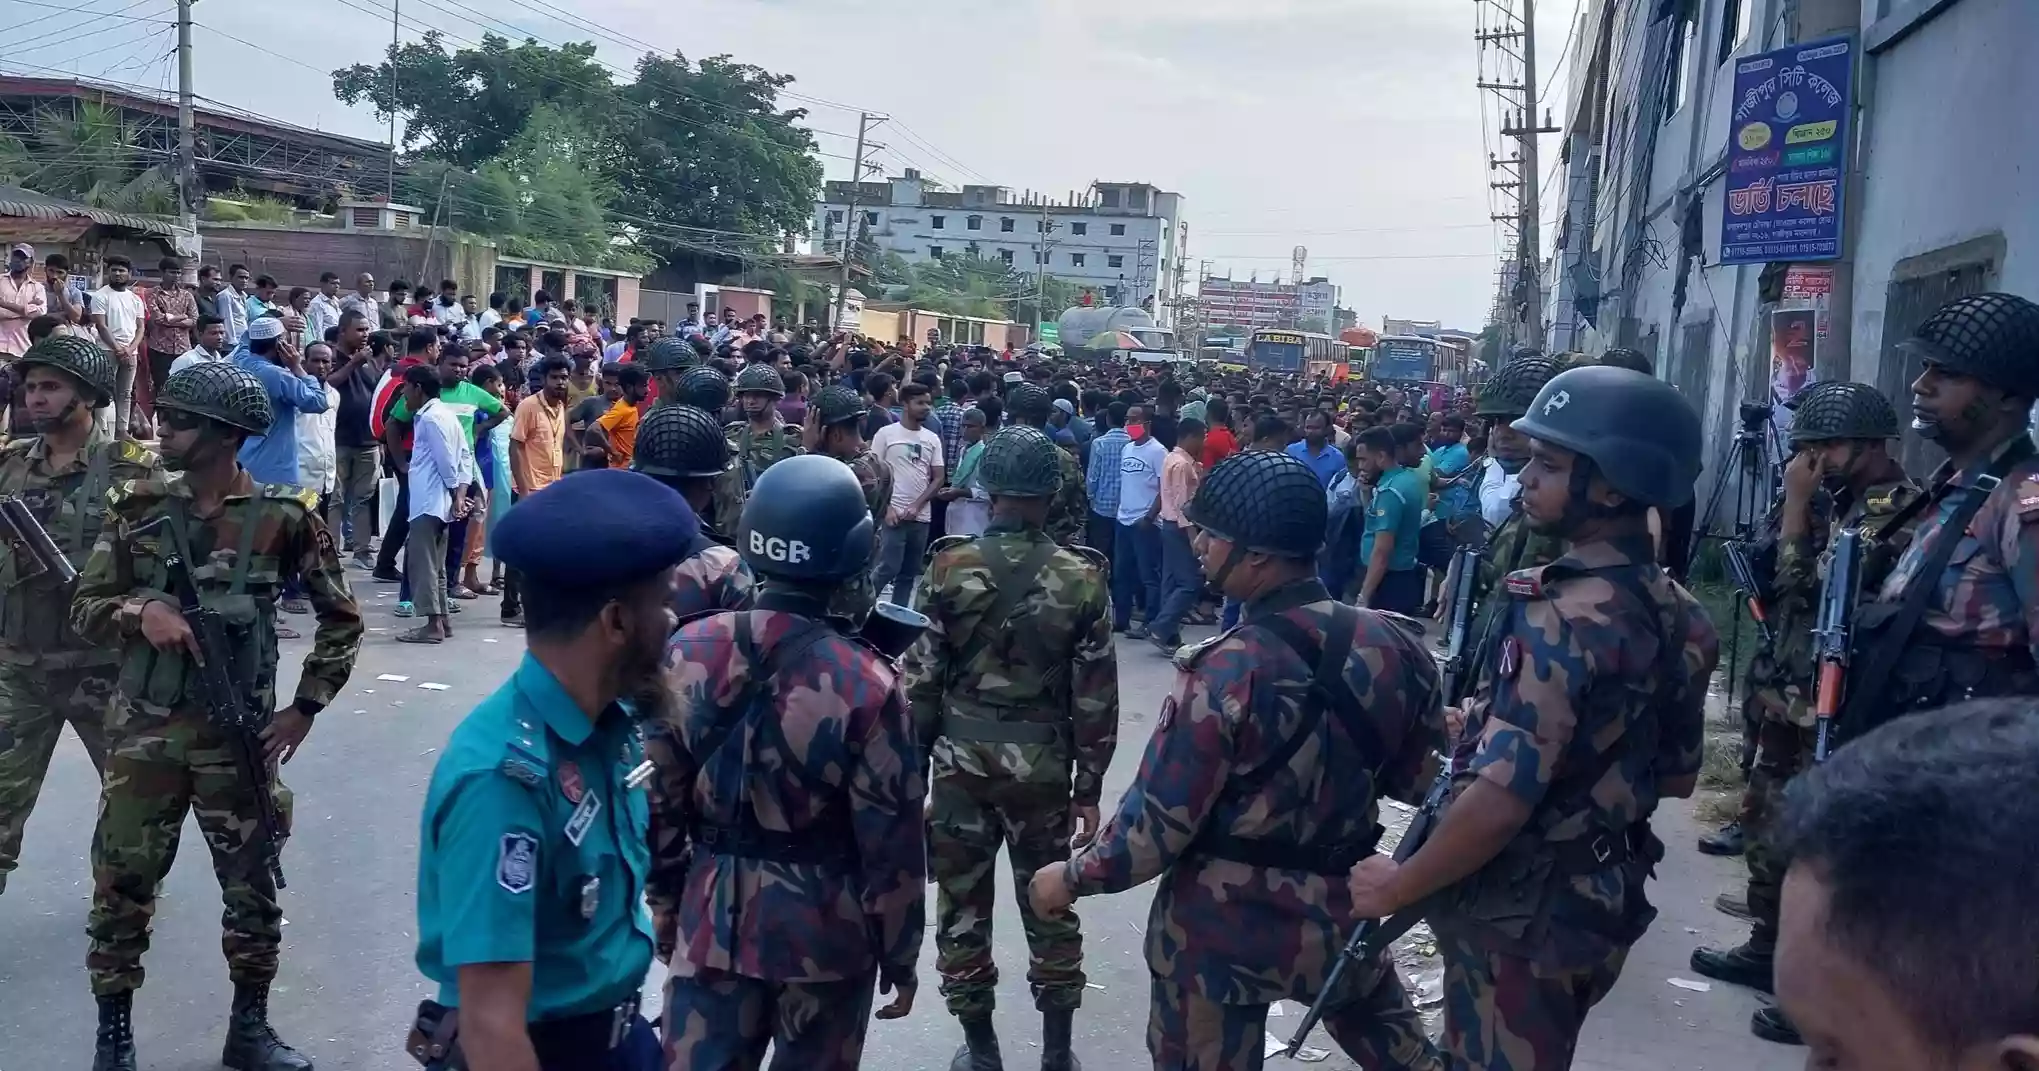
[496,832,538,894]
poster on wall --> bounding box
[1772,307,1820,411]
[1721,35,1854,265]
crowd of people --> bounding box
[0,245,2034,1071]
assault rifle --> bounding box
[1721,540,1774,647]
[163,553,289,890]
[1810,528,1862,763]
[1283,762,1453,1058]
[0,496,77,583]
[1438,547,1480,699]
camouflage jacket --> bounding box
[0,436,159,663]
[1440,535,1718,968]
[724,418,804,493]
[901,521,1118,804]
[647,606,926,987]
[707,463,747,548]
[1874,444,2039,662]
[71,470,363,718]
[1065,579,1446,1004]
[826,448,892,627]
[1751,472,1921,727]
[1047,445,1091,547]
[670,542,755,622]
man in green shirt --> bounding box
[1355,425,1425,614]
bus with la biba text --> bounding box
[1246,329,1344,372]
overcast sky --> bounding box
[8,0,1576,329]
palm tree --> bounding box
[0,100,177,215]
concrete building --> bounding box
[814,171,1185,323]
[1539,0,2036,515]
[1200,275,1341,332]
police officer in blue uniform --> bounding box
[412,468,699,1071]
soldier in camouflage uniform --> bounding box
[632,403,755,617]
[1003,382,1091,547]
[1690,380,1921,1045]
[807,384,891,628]
[727,363,803,490]
[1462,354,1568,700]
[649,454,926,1070]
[1345,366,1720,1071]
[71,361,362,1071]
[0,336,160,895]
[904,425,1118,1071]
[1030,450,1444,1071]
[645,335,700,408]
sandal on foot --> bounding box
[395,626,444,644]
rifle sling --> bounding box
[954,536,1060,676]
[64,444,110,556]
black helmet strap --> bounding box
[1206,539,1249,593]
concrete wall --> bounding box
[198,222,495,296]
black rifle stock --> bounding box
[1811,529,1862,763]
[162,554,288,890]
[1439,547,1480,699]
[1282,764,1453,1057]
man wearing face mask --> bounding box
[1842,293,2039,738]
[0,336,158,898]
[72,361,360,1071]
[1458,354,1567,700]
[1688,380,1922,1046]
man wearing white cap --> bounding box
[0,243,46,360]
[231,312,331,485]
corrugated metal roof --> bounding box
[0,186,183,236]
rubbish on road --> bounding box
[352,710,367,715]
[1264,1031,1329,1061]
[1085,982,1104,990]
[377,674,409,682]
[419,682,451,690]
[482,637,499,642]
[1267,1002,1285,1017]
[1667,977,1713,992]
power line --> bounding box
[6,0,169,55]
[10,0,167,19]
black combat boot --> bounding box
[1040,1008,1081,1071]
[1697,820,1745,856]
[1751,1004,1806,1045]
[1689,941,1775,994]
[222,981,313,1071]
[94,991,137,1071]
[950,1015,1004,1071]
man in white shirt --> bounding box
[476,291,505,335]
[396,363,469,643]
[431,280,466,332]
[171,315,231,375]
[868,381,944,606]
[1112,403,1168,637]
[294,341,342,506]
[339,272,381,327]
[307,272,345,343]
[91,254,146,437]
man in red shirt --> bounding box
[1200,398,1239,468]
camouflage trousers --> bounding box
[1436,931,1628,1071]
[1739,718,1814,951]
[662,966,875,1071]
[929,768,1084,1017]
[1146,965,1442,1071]
[87,709,294,995]
[0,658,115,888]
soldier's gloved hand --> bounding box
[874,974,916,1020]
[139,600,202,660]
[1068,803,1101,850]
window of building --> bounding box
[967,215,982,230]
[1110,223,1126,236]
[1000,217,1015,232]
[826,210,843,224]
[1034,251,1046,265]
[1071,222,1088,236]
[1099,188,1122,208]
[1105,286,1122,304]
[1000,249,1014,265]
[864,211,879,227]
[1070,253,1086,267]
[1037,220,1047,233]
[931,215,946,229]
[929,246,945,259]
[1718,0,1752,64]
[1108,255,1124,268]
[1129,188,1148,211]
[1664,3,1696,120]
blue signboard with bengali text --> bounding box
[1720,36,1853,265]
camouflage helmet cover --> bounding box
[975,425,1063,498]
[675,366,732,412]
[643,336,696,373]
[1897,292,2039,398]
[733,363,785,398]
[1183,450,1327,560]
[16,333,116,407]
[812,384,865,427]
[1476,354,1567,418]
[633,404,731,479]
[1788,381,1900,444]
[156,361,274,435]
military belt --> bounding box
[1546,822,1650,875]
[939,712,1066,746]
[1188,822,1382,877]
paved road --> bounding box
[0,585,1801,1070]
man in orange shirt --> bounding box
[586,363,649,469]
[500,353,570,625]
[1149,418,1208,653]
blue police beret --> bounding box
[492,468,700,585]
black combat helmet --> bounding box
[1183,450,1328,560]
[643,336,696,373]
[16,333,116,408]
[1898,292,2039,399]
[1511,365,1702,509]
[675,366,732,412]
[633,404,731,479]
[975,425,1063,498]
[157,361,274,435]
[733,363,785,398]
[1475,354,1566,419]
[1789,381,1901,445]
[1004,381,1053,426]
[737,454,874,582]
[812,384,866,428]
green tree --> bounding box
[0,101,177,215]
[1299,314,1330,334]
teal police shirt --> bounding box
[1361,465,1425,573]
[415,653,655,1020]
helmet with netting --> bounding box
[1476,354,1566,418]
[1788,381,1901,445]
[675,366,732,412]
[644,336,696,373]
[813,384,866,428]
[734,363,785,398]
[1511,365,1701,508]
[633,404,731,479]
[1183,450,1327,560]
[975,425,1063,498]
[16,333,116,408]
[1004,381,1053,426]
[1897,292,2039,398]
[157,361,274,435]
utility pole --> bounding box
[1034,200,1053,329]
[832,111,878,331]
[174,0,196,233]
[386,0,400,201]
[1478,0,1559,349]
